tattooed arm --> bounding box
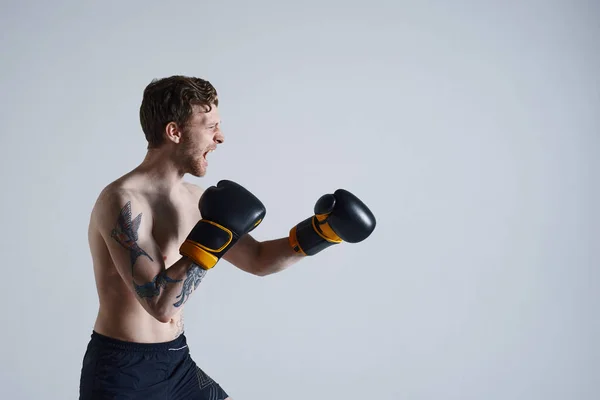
[95,191,206,323]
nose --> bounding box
[214,129,224,144]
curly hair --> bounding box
[139,75,219,148]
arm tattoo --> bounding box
[110,201,154,273]
[173,264,207,307]
[109,200,171,299]
[109,201,207,306]
[134,271,182,299]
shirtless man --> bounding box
[78,75,376,399]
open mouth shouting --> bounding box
[202,146,216,166]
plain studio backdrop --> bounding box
[0,0,598,399]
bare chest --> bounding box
[150,197,201,263]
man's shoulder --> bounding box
[182,181,204,199]
[92,181,151,223]
[90,177,203,225]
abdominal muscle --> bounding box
[92,256,185,344]
[94,305,184,344]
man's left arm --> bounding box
[223,234,304,276]
[185,182,300,276]
[221,188,377,276]
[187,182,376,276]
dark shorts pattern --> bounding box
[79,331,229,400]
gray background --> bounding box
[1,0,598,399]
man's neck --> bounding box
[132,148,186,193]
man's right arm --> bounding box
[95,191,207,323]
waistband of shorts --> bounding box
[89,330,188,352]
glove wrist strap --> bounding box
[179,219,238,269]
[179,241,218,270]
[289,216,339,256]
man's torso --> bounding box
[88,175,203,343]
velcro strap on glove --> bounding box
[180,220,234,269]
[289,216,340,256]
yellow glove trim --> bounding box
[288,225,307,256]
[179,241,219,270]
[314,214,343,243]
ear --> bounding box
[165,122,182,144]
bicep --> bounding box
[97,196,165,309]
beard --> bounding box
[184,153,207,177]
[176,140,207,177]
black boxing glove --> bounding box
[289,189,376,256]
[180,180,266,269]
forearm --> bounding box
[254,237,304,276]
[135,257,207,322]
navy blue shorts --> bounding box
[79,331,229,400]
